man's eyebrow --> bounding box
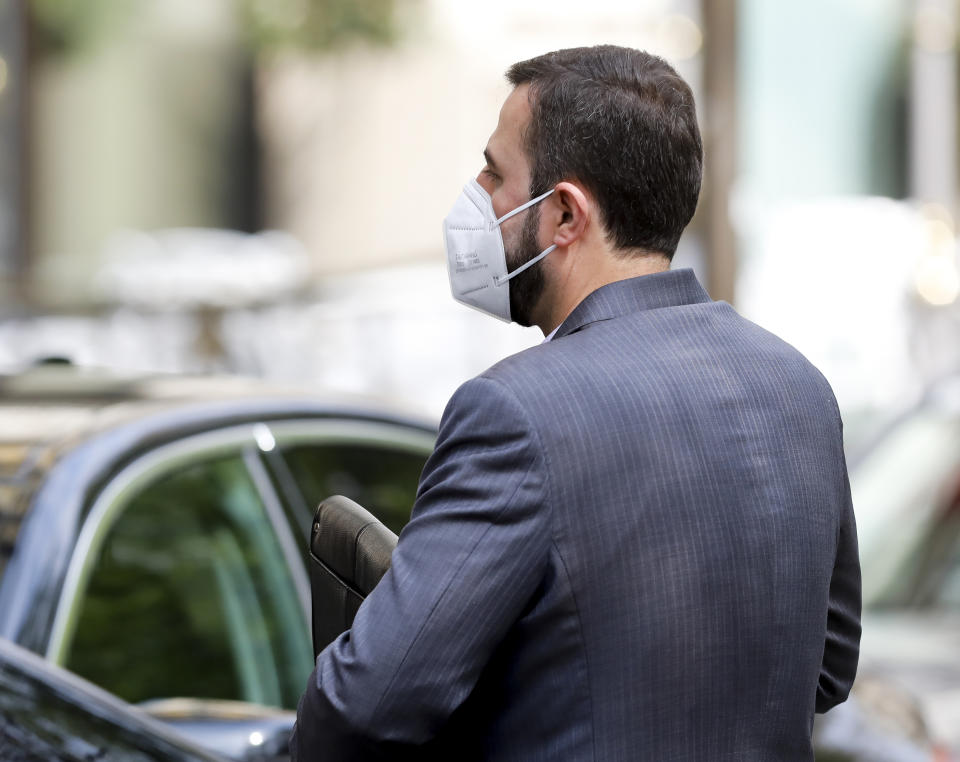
[483,148,500,173]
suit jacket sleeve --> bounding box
[291,376,550,760]
[815,434,861,714]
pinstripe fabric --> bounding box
[292,268,861,761]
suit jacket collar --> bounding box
[552,268,711,340]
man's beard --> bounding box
[504,205,547,328]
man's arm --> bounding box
[292,376,550,759]
[816,458,861,714]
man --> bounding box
[293,45,860,760]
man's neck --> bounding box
[537,253,670,336]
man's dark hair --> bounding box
[507,45,702,258]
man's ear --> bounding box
[547,181,590,248]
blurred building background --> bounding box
[0,0,957,422]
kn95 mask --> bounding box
[442,179,556,322]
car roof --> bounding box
[0,363,434,481]
[0,363,431,440]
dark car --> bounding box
[0,365,436,759]
[0,635,226,761]
[842,378,960,758]
[811,377,960,762]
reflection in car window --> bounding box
[934,511,960,609]
[881,480,960,611]
[280,443,426,535]
[64,454,312,709]
[854,408,960,607]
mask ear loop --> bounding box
[490,187,557,286]
[489,188,555,231]
[494,244,558,286]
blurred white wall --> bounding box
[257,0,704,275]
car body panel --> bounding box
[858,612,960,751]
[0,636,227,761]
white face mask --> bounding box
[442,179,557,323]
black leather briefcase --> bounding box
[309,495,398,658]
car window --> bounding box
[933,521,960,609]
[260,420,434,538]
[878,482,960,611]
[60,452,312,710]
[279,442,428,536]
[853,408,960,607]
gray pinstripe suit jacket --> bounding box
[292,268,861,761]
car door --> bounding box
[44,416,434,714]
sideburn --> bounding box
[506,206,548,327]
